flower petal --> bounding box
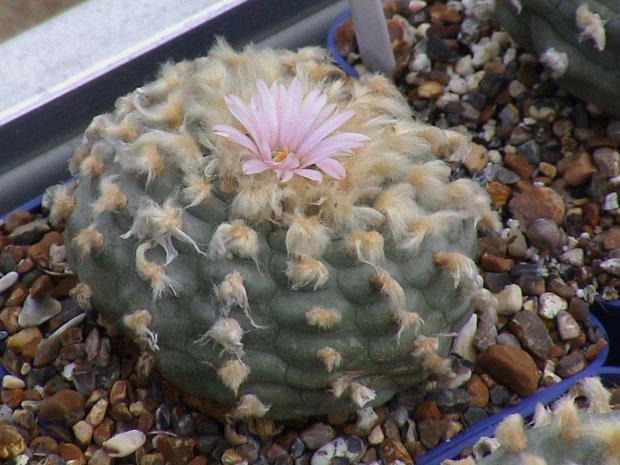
[213,124,259,153]
[300,132,369,166]
[242,159,271,174]
[297,110,356,156]
[314,158,347,180]
[294,168,323,182]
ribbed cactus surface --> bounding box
[58,40,496,419]
[496,0,620,115]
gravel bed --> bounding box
[0,0,619,464]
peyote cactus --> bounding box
[56,40,498,420]
[444,376,620,465]
[495,0,620,115]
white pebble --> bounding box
[18,295,62,327]
[560,248,585,267]
[2,375,25,389]
[451,313,478,362]
[0,271,19,294]
[367,425,385,445]
[496,284,523,315]
[455,55,474,77]
[600,258,620,277]
[603,192,619,211]
[102,430,146,458]
[448,75,469,94]
[538,292,568,319]
[311,436,366,465]
[557,311,581,340]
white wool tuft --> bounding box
[217,359,250,396]
[329,377,350,398]
[348,382,377,408]
[346,230,385,265]
[286,256,329,290]
[305,307,342,330]
[433,252,479,288]
[135,242,179,300]
[215,272,264,328]
[316,347,343,372]
[552,395,581,440]
[578,376,612,414]
[373,184,423,241]
[576,4,607,51]
[92,176,127,215]
[122,309,159,351]
[228,394,270,420]
[207,220,260,266]
[196,317,245,358]
[494,413,527,453]
[72,227,104,262]
[285,217,330,258]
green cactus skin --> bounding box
[448,376,620,465]
[58,40,497,420]
[496,0,620,115]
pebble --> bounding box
[18,295,62,327]
[451,313,477,362]
[0,271,19,294]
[556,311,582,340]
[538,292,568,319]
[0,423,26,459]
[508,186,566,228]
[102,430,146,458]
[38,389,86,424]
[299,424,336,450]
[525,218,563,250]
[564,152,596,186]
[508,310,553,360]
[2,375,25,390]
[465,375,489,408]
[310,436,365,465]
[378,438,412,465]
[495,284,522,315]
[556,351,586,378]
[367,425,384,446]
[476,345,540,396]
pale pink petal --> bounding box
[299,132,369,166]
[277,153,300,171]
[278,77,303,147]
[243,159,272,174]
[225,95,263,144]
[314,158,347,180]
[287,90,328,150]
[277,170,295,182]
[294,168,323,182]
[297,110,356,156]
[212,124,259,153]
[255,80,279,147]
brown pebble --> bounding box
[33,337,63,367]
[5,285,29,307]
[508,186,565,228]
[0,422,27,459]
[466,375,489,408]
[25,231,63,266]
[0,307,21,334]
[30,274,53,298]
[602,228,620,251]
[556,351,586,378]
[480,253,514,272]
[188,457,208,465]
[504,152,533,179]
[3,211,33,234]
[476,345,541,396]
[16,258,35,275]
[93,418,114,446]
[39,389,86,424]
[427,3,462,23]
[7,327,42,361]
[30,436,59,456]
[59,442,86,464]
[413,401,442,423]
[1,388,24,408]
[515,275,545,295]
[155,435,197,465]
[586,338,608,362]
[564,151,596,186]
[55,275,79,300]
[379,437,413,465]
[417,81,443,99]
[221,448,245,465]
[487,181,512,209]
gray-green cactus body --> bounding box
[496,0,620,115]
[60,41,496,419]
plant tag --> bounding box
[349,0,396,75]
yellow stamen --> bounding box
[272,144,290,163]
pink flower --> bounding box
[213,77,369,182]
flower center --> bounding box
[271,144,290,163]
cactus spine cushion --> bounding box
[59,41,497,419]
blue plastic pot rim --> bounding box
[326,9,359,78]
